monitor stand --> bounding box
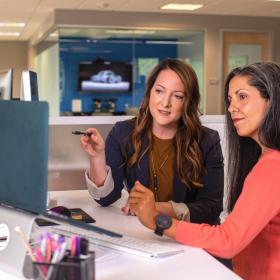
[0,205,36,279]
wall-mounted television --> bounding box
[78,60,133,93]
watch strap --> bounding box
[154,225,164,236]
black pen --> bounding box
[72,130,92,136]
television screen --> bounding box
[78,60,133,93]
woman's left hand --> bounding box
[129,181,158,230]
[121,200,136,216]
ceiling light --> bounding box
[161,3,203,11]
[50,33,59,37]
[0,22,25,27]
[0,32,20,36]
[106,29,156,35]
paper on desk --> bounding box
[93,246,119,263]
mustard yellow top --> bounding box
[149,134,175,202]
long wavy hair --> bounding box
[225,62,280,212]
[127,58,203,188]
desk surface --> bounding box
[0,190,242,280]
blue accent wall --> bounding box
[59,38,177,114]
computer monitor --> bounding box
[0,100,49,214]
[20,70,39,101]
[0,68,13,100]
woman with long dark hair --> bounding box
[129,62,280,280]
[81,58,224,226]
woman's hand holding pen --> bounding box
[80,128,107,186]
[80,128,105,158]
[129,181,158,230]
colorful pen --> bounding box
[70,236,77,257]
[34,248,48,274]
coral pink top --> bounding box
[176,150,280,280]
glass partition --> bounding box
[37,27,204,116]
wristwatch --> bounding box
[154,214,172,236]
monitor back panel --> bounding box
[0,100,49,214]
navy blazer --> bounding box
[97,119,224,225]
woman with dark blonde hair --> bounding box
[81,58,224,226]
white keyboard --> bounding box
[50,224,184,258]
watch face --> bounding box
[156,214,172,229]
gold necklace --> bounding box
[151,150,170,201]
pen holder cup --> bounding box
[32,251,95,280]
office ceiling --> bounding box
[0,0,280,42]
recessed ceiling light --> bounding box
[0,22,25,27]
[0,32,20,36]
[161,3,203,11]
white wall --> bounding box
[0,42,28,99]
[35,42,59,116]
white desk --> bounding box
[52,190,241,280]
[0,190,242,280]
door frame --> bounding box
[221,30,272,112]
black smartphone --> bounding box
[70,208,96,223]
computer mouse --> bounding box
[49,205,71,217]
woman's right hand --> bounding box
[80,128,105,158]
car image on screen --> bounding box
[91,70,122,84]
